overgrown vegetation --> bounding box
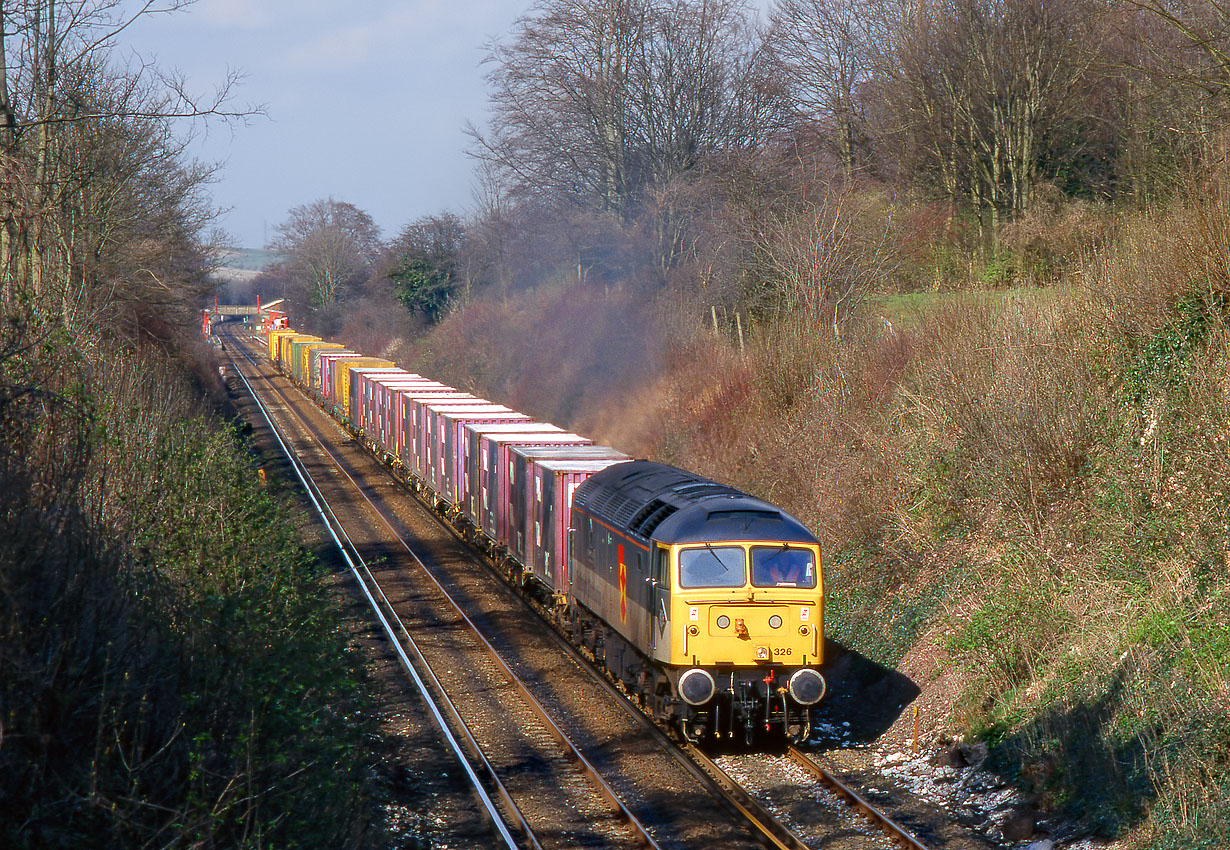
[0,3,377,847]
[0,325,375,847]
[387,199,1230,843]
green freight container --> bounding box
[294,341,344,386]
[277,334,316,373]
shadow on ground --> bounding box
[808,640,920,748]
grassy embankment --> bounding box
[0,319,379,848]
[398,190,1230,846]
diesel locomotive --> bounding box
[254,322,827,744]
[569,461,825,743]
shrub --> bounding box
[0,320,376,849]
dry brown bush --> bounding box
[334,286,421,363]
[905,290,1109,528]
[407,282,665,448]
[999,187,1115,286]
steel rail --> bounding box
[786,747,931,850]
[466,573,814,850]
[225,326,660,849]
[224,332,529,850]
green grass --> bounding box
[875,286,1056,326]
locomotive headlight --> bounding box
[769,615,783,629]
[688,624,699,636]
[716,615,730,629]
[787,669,827,705]
[678,668,716,706]
[799,625,810,636]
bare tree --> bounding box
[271,198,381,311]
[746,179,900,332]
[1128,0,1230,96]
[470,0,782,231]
[0,0,253,325]
[768,0,884,173]
[472,0,645,218]
[874,0,1099,239]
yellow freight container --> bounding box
[278,334,317,372]
[333,358,393,420]
[267,328,298,363]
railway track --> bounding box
[216,322,937,850]
[787,748,930,850]
[224,328,658,849]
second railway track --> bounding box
[217,322,942,850]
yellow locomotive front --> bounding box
[659,538,826,743]
[672,541,822,665]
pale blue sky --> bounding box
[126,0,772,251]
[126,0,531,249]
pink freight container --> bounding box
[462,422,566,531]
[528,457,631,593]
[406,396,483,483]
[390,384,455,458]
[475,431,592,548]
[373,378,440,454]
[318,351,364,405]
[510,444,630,568]
[398,391,472,475]
[422,403,514,500]
[437,409,532,507]
[350,368,410,437]
[365,375,432,452]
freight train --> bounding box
[256,324,827,744]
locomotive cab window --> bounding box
[751,546,817,588]
[678,546,745,589]
[653,547,670,589]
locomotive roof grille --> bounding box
[707,509,778,521]
[628,499,678,538]
[589,488,635,520]
[673,481,738,498]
